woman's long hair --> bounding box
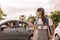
[37,8,46,25]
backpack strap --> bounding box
[45,18,49,26]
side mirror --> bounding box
[1,25,7,31]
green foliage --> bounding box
[50,11,60,27]
[45,15,50,18]
[20,15,25,17]
[0,7,7,20]
[19,15,26,21]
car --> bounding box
[55,23,60,40]
[0,20,34,40]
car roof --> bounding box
[0,20,28,25]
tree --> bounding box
[0,7,7,20]
[19,15,26,21]
[27,15,36,24]
[50,11,60,27]
[45,15,50,18]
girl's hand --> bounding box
[49,35,53,39]
[43,26,48,29]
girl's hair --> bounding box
[37,8,46,25]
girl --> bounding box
[32,8,54,40]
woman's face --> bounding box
[10,23,14,28]
[36,11,42,18]
[8,22,14,28]
[29,19,33,23]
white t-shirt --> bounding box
[37,18,43,29]
[36,18,53,29]
[48,18,53,26]
[37,18,43,25]
[37,18,53,26]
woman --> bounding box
[28,17,35,28]
[32,8,54,40]
[8,22,14,28]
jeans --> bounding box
[32,29,49,40]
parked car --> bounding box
[55,23,60,40]
[0,20,34,40]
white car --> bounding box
[55,23,60,40]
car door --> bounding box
[17,21,32,39]
[0,21,20,40]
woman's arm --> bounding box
[52,24,55,36]
[48,18,55,35]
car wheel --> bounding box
[55,35,60,40]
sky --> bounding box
[0,0,60,20]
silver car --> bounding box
[0,20,34,40]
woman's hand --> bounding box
[43,26,48,29]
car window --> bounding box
[9,21,15,28]
[0,21,17,31]
[18,21,29,28]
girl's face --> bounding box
[36,11,42,18]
